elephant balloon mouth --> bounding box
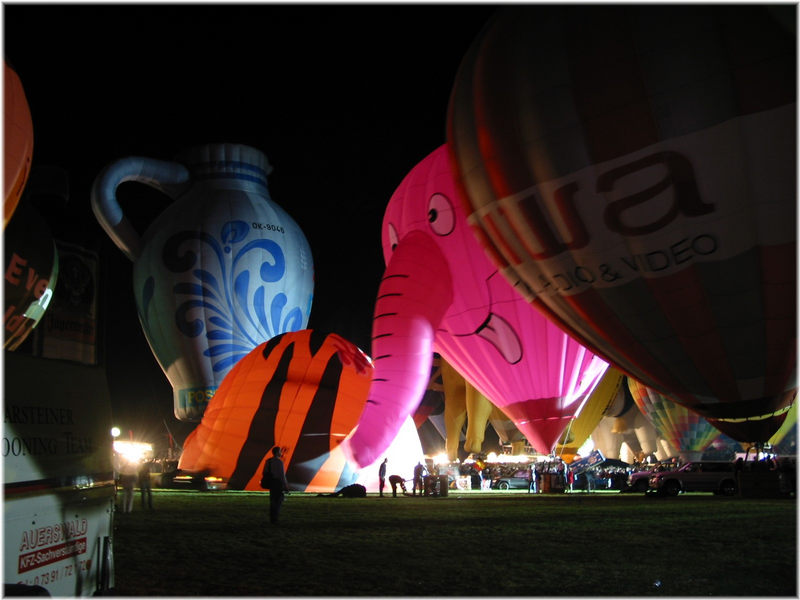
[447,270,523,366]
[452,311,523,365]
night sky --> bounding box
[4,4,499,450]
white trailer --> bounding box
[4,351,115,595]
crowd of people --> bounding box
[455,456,641,492]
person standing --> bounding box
[528,463,537,494]
[138,460,153,509]
[119,463,137,513]
[378,458,388,497]
[412,461,426,496]
[262,446,290,524]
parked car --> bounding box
[626,462,678,492]
[492,469,531,490]
[649,461,737,496]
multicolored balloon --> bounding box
[179,330,373,492]
[92,144,314,421]
[343,145,608,468]
[448,5,796,443]
[628,378,721,462]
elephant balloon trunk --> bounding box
[344,231,453,468]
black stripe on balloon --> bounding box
[285,349,343,488]
[227,342,294,489]
[262,332,286,357]
[307,330,325,356]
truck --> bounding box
[4,233,116,595]
[4,351,115,595]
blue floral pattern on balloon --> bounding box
[140,219,305,374]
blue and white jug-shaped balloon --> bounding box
[91,143,314,421]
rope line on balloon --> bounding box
[556,418,576,463]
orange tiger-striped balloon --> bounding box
[4,62,33,228]
[179,329,373,492]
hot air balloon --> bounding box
[92,143,314,421]
[768,400,797,456]
[628,378,721,463]
[448,5,797,443]
[555,366,624,462]
[441,358,494,460]
[343,145,608,468]
[179,330,376,492]
[591,379,676,463]
[489,405,528,456]
[4,61,33,228]
[2,62,58,351]
[3,188,58,351]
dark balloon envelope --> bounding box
[448,5,797,443]
[3,200,58,350]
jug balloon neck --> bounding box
[176,143,272,194]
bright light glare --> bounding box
[110,427,121,438]
[432,453,450,465]
[485,452,531,464]
[113,440,152,463]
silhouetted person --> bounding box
[262,446,290,524]
[413,462,426,496]
[378,458,388,497]
[389,475,407,497]
[138,460,153,509]
[119,462,137,513]
[528,463,537,494]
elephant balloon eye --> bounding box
[428,193,455,236]
[388,223,400,252]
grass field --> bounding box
[111,489,796,596]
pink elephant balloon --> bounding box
[343,145,608,467]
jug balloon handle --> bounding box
[91,156,190,262]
